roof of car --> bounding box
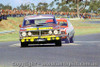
[56,18,67,22]
[24,15,55,20]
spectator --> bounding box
[0,13,2,21]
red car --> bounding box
[46,18,75,43]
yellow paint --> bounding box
[39,27,53,30]
[56,37,60,40]
[21,39,25,42]
[51,35,56,37]
[30,39,34,42]
[33,36,38,39]
[22,35,57,42]
[31,37,34,39]
[52,37,55,40]
[26,39,29,41]
[47,38,51,41]
[24,37,26,39]
[23,36,38,39]
[28,37,31,39]
[26,28,37,31]
[41,35,55,38]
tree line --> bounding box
[0,0,100,13]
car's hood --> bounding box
[20,24,60,31]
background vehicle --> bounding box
[19,15,62,47]
[57,18,75,43]
[46,18,75,43]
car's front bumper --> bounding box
[20,35,61,43]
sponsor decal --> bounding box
[39,27,53,30]
[26,28,37,31]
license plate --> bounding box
[36,39,45,41]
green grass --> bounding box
[75,28,100,35]
[71,19,100,35]
[70,19,100,35]
[0,17,100,42]
[0,32,19,42]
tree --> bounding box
[36,2,48,11]
[31,3,36,10]
[56,0,89,17]
[0,3,4,9]
[20,4,30,10]
[56,1,69,12]
[0,4,12,10]
[89,0,100,13]
[49,1,54,9]
[17,6,20,10]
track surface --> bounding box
[0,33,100,67]
[83,21,100,24]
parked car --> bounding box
[19,15,66,47]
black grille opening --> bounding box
[32,31,39,35]
[41,30,49,35]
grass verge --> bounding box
[70,19,100,35]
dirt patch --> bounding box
[0,20,14,29]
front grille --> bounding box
[41,30,49,35]
[31,31,39,36]
[20,29,60,37]
[29,30,49,36]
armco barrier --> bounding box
[0,30,15,34]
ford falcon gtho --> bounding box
[46,18,75,43]
[19,15,63,47]
[57,18,75,43]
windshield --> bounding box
[23,18,54,26]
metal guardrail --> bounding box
[0,30,15,34]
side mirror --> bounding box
[19,25,22,27]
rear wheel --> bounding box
[55,40,62,46]
[21,42,28,47]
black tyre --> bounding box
[21,42,28,47]
[55,40,62,46]
[70,35,74,43]
[65,36,70,43]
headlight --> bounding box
[28,32,32,36]
[54,30,58,34]
[22,32,26,36]
[48,30,52,34]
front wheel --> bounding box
[55,40,62,46]
[21,42,28,47]
[70,35,74,43]
[65,36,70,43]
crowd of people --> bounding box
[0,9,99,21]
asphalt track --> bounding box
[0,33,100,67]
[83,21,100,24]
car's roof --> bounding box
[24,15,55,20]
[56,18,67,22]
